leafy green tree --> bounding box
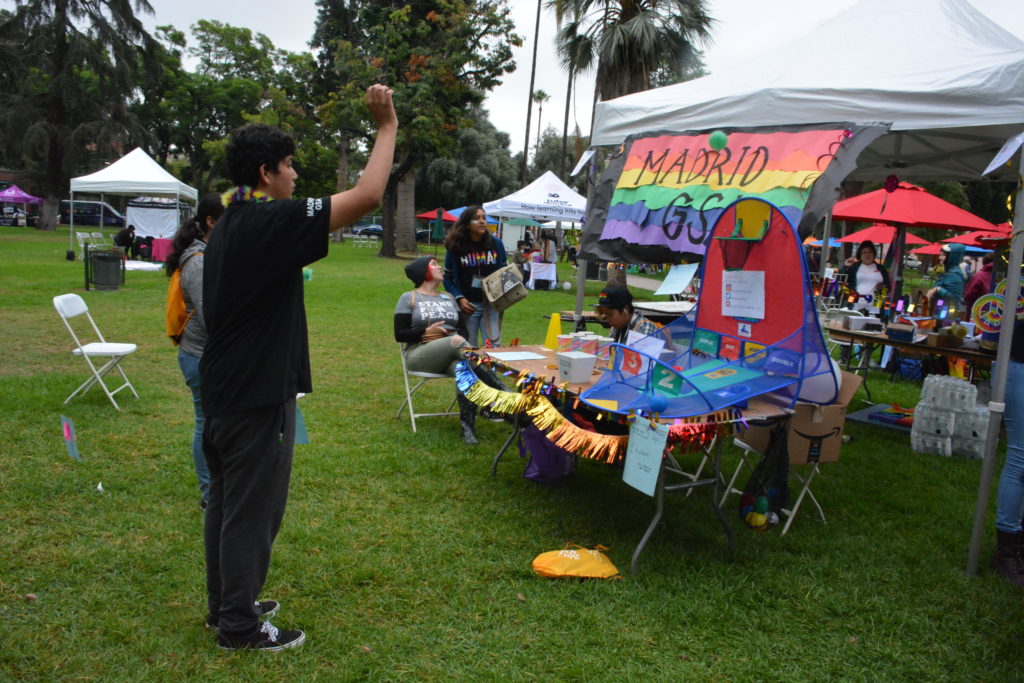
[316,1,521,257]
[0,0,160,230]
[416,106,519,209]
[528,125,588,194]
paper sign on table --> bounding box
[623,416,669,496]
[60,415,80,460]
[654,263,699,296]
[488,351,546,361]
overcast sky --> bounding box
[13,0,1022,157]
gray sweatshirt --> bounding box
[178,239,207,357]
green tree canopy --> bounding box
[0,0,160,230]
[316,0,521,256]
[416,106,519,209]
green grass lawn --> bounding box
[1,226,1020,680]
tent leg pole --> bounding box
[966,156,1024,576]
[815,209,833,310]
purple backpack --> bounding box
[520,422,576,484]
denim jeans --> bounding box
[466,300,501,347]
[178,348,210,503]
[996,358,1024,532]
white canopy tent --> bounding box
[485,170,587,252]
[583,0,1024,576]
[68,147,198,251]
[590,0,1023,183]
[484,171,586,222]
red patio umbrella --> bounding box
[415,208,459,222]
[832,182,1000,232]
[831,182,1000,302]
[943,222,1013,247]
[834,223,931,245]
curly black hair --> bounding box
[225,123,296,187]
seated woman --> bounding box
[394,256,479,444]
[595,285,660,344]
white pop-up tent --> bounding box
[484,171,586,222]
[584,0,1024,577]
[485,170,587,252]
[68,147,198,251]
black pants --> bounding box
[203,399,296,635]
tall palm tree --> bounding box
[551,0,713,102]
[550,0,713,284]
[532,89,550,149]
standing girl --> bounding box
[443,205,507,346]
[166,192,224,509]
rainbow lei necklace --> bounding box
[221,186,274,207]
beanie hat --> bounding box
[404,256,433,287]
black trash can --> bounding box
[89,249,124,291]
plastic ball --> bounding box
[649,395,669,413]
[745,511,767,529]
[754,496,769,514]
[562,281,572,290]
[765,511,780,527]
[709,130,728,151]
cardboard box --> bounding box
[737,371,863,465]
[844,315,879,331]
[556,351,597,383]
[886,323,915,342]
[926,332,963,349]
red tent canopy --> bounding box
[415,208,459,222]
[834,223,931,245]
[832,182,999,232]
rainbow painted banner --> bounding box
[580,124,888,264]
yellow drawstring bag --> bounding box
[532,544,621,579]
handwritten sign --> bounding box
[623,416,669,496]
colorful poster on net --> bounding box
[722,270,765,320]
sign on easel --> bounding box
[622,416,669,496]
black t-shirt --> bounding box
[200,197,330,416]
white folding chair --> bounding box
[53,293,139,410]
[721,436,826,535]
[75,232,91,260]
[91,231,110,247]
[396,344,458,432]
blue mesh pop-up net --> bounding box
[581,198,838,418]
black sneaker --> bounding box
[217,620,305,652]
[206,600,280,632]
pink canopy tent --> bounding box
[0,184,42,204]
